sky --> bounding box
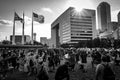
[0,0,120,41]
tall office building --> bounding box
[97,2,111,32]
[118,11,120,25]
[40,37,49,45]
[51,7,97,48]
[117,11,120,39]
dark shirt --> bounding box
[55,64,68,79]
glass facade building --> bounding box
[97,2,111,32]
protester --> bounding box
[36,61,49,80]
[95,55,115,80]
[0,47,119,80]
[80,50,87,72]
[55,61,70,80]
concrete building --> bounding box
[117,11,120,39]
[118,11,120,23]
[97,2,111,32]
[10,35,30,44]
[51,7,97,48]
[40,37,49,45]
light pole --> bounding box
[111,31,114,48]
[111,37,114,48]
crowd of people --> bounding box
[0,47,120,80]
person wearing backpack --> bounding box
[36,61,49,80]
[28,58,34,76]
[95,55,115,80]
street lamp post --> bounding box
[111,31,114,48]
[111,37,114,48]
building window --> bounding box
[80,34,92,36]
[70,18,92,21]
[62,30,70,34]
[71,37,92,39]
[70,21,92,24]
[71,24,92,27]
[87,31,92,33]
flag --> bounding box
[14,12,23,23]
[33,12,44,23]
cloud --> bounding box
[24,16,32,25]
[15,23,51,41]
[41,8,53,13]
[0,16,32,26]
[0,19,13,26]
[24,16,41,25]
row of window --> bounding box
[71,37,92,39]
[87,31,93,33]
[62,34,70,38]
[62,27,70,32]
[62,28,70,33]
[71,39,92,42]
[62,37,70,41]
[71,30,92,33]
[71,31,84,33]
[70,15,92,18]
[71,16,91,20]
[62,23,70,29]
[62,31,70,35]
[71,25,92,29]
[63,40,70,43]
[71,34,92,36]
[70,18,92,22]
[71,28,92,30]
[71,23,92,27]
[62,36,92,41]
[71,21,92,24]
[62,33,92,38]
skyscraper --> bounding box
[51,7,97,48]
[97,2,111,32]
[118,11,120,24]
[117,11,120,39]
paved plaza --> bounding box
[3,57,120,80]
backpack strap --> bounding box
[101,63,109,68]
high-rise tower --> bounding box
[117,12,120,39]
[118,12,120,24]
[97,2,111,32]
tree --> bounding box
[60,43,71,48]
[75,40,87,48]
[33,40,43,45]
[43,44,49,48]
[2,40,11,44]
[87,40,93,48]
[93,37,100,47]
